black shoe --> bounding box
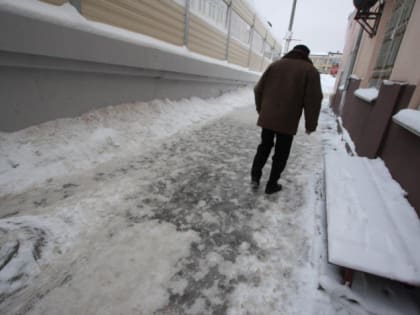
[251,178,260,190]
[265,183,282,194]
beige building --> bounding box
[330,0,420,216]
[310,52,342,75]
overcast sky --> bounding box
[250,0,356,54]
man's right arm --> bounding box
[303,68,323,133]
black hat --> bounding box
[293,44,310,57]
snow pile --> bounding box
[0,88,253,196]
[393,108,420,137]
[325,153,420,285]
[354,87,379,103]
[320,74,336,98]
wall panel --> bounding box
[82,0,185,46]
[227,39,249,67]
[189,14,227,60]
[232,0,254,25]
[249,52,263,71]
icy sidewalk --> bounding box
[1,81,419,314]
[1,103,325,314]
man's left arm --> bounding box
[254,66,271,113]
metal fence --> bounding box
[42,0,281,72]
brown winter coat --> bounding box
[254,55,323,135]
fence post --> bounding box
[247,16,255,69]
[184,0,191,47]
[225,2,233,61]
[260,30,268,71]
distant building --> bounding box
[310,52,343,75]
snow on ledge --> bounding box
[354,88,379,103]
[349,74,361,80]
[393,109,420,137]
[383,80,408,86]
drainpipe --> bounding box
[338,26,364,114]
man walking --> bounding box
[251,44,323,194]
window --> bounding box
[190,0,228,31]
[252,30,264,54]
[230,11,251,46]
[370,0,415,87]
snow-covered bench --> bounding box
[324,152,420,287]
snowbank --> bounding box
[320,74,336,97]
[354,87,379,103]
[0,88,253,196]
[393,108,420,137]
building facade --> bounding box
[330,0,420,216]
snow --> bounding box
[383,80,407,86]
[1,74,419,314]
[325,153,420,286]
[393,108,420,137]
[354,87,379,102]
[0,88,253,196]
[28,221,199,315]
[320,75,336,97]
[350,74,361,80]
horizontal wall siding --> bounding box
[266,33,274,47]
[249,52,263,71]
[254,18,266,38]
[40,0,278,71]
[189,14,227,60]
[232,0,254,25]
[82,0,185,46]
[228,38,249,67]
[262,58,271,70]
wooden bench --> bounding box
[324,152,420,287]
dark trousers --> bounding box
[251,128,294,185]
